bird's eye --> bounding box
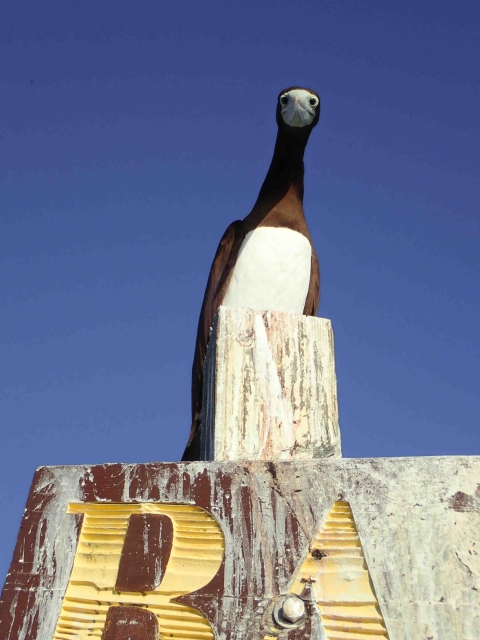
[280,95,289,105]
[309,96,318,107]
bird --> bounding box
[182,86,321,461]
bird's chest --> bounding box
[222,227,312,314]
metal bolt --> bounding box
[282,595,305,623]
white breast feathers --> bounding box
[222,227,312,314]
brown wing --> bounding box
[182,220,246,460]
[303,246,320,316]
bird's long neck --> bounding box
[245,127,310,232]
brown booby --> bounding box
[182,86,321,461]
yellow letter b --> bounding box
[52,503,225,640]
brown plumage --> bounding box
[182,86,321,461]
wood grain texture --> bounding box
[1,457,479,639]
[288,501,389,639]
[201,307,341,461]
[51,503,223,640]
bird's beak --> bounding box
[281,94,315,128]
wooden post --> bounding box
[200,307,342,461]
[3,457,480,640]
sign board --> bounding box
[0,457,479,639]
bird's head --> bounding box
[276,86,321,134]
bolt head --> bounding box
[282,595,305,623]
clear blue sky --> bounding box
[1,1,479,580]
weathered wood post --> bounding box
[1,308,480,640]
[200,307,342,461]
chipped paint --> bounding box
[52,503,224,639]
[1,457,479,639]
[202,308,342,461]
[288,501,389,639]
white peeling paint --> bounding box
[202,307,341,461]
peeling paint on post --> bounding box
[1,307,478,639]
[1,457,479,639]
[201,307,342,461]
